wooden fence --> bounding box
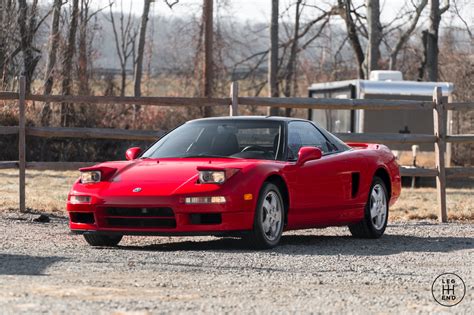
[0,77,473,222]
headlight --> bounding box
[197,169,239,184]
[199,171,226,184]
[185,196,226,204]
[70,195,91,204]
[80,171,101,184]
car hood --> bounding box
[90,158,264,197]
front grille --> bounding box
[106,207,174,217]
[189,213,222,225]
[107,218,176,228]
[70,212,95,224]
[104,206,176,229]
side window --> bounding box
[287,121,334,160]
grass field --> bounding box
[0,169,472,222]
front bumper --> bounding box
[67,200,255,235]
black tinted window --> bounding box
[142,120,282,160]
[287,121,334,159]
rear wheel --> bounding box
[245,183,284,249]
[83,234,122,247]
[349,176,388,238]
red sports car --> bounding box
[67,117,401,249]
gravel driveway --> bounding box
[0,212,472,314]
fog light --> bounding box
[184,196,226,204]
[70,195,91,204]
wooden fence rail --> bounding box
[238,96,437,110]
[27,127,162,141]
[1,77,473,222]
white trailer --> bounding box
[308,71,454,150]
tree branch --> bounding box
[389,0,428,69]
[440,0,450,14]
[452,0,472,38]
[164,0,179,9]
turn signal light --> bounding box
[69,195,92,204]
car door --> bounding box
[285,121,349,227]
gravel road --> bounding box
[0,212,472,314]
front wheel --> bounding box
[245,183,285,249]
[349,176,388,238]
[83,234,122,247]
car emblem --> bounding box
[133,187,142,193]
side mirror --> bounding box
[296,147,322,166]
[125,147,142,160]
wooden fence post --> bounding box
[229,81,239,116]
[446,94,453,167]
[19,76,26,213]
[433,87,447,222]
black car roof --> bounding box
[188,116,308,123]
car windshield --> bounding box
[142,120,283,160]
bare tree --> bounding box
[202,0,214,117]
[211,0,231,98]
[0,0,19,90]
[337,0,365,78]
[283,0,302,116]
[43,0,62,95]
[41,0,62,125]
[451,0,472,39]
[419,0,450,81]
[108,0,138,96]
[134,0,152,98]
[18,0,41,93]
[231,2,335,99]
[268,0,280,115]
[78,0,90,95]
[134,0,181,97]
[143,11,155,96]
[0,0,7,86]
[132,0,153,127]
[61,0,79,127]
[388,0,428,69]
[336,0,432,78]
[190,5,205,99]
[77,0,106,96]
[366,0,382,76]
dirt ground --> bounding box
[0,212,473,314]
[0,169,473,313]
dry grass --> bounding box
[396,151,436,168]
[390,187,473,221]
[0,169,78,216]
[0,169,472,222]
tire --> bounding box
[349,176,388,238]
[83,234,122,247]
[245,182,285,249]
